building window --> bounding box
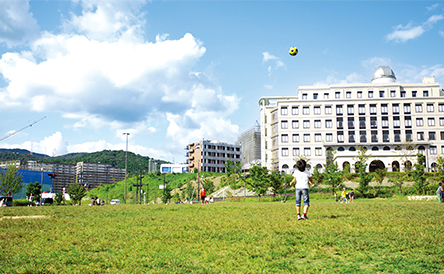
[423,90,429,97]
[293,148,300,156]
[412,91,417,97]
[315,147,322,156]
[392,104,399,114]
[371,130,378,142]
[346,91,351,98]
[401,90,406,97]
[441,131,444,140]
[349,131,355,143]
[381,104,388,114]
[439,104,444,112]
[303,134,310,142]
[390,90,396,97]
[370,117,377,128]
[360,131,366,142]
[428,118,435,127]
[304,148,311,156]
[281,120,288,129]
[347,105,354,115]
[416,118,423,127]
[292,134,300,143]
[282,148,289,156]
[358,104,365,115]
[348,117,355,129]
[325,106,332,114]
[404,103,411,114]
[393,116,400,128]
[417,132,424,141]
[314,106,321,115]
[281,107,288,115]
[302,94,307,100]
[382,117,389,128]
[326,133,333,142]
[336,105,343,115]
[381,130,389,142]
[281,134,288,143]
[405,116,412,127]
[357,91,362,98]
[325,119,333,128]
[430,146,437,155]
[370,104,377,115]
[406,130,412,141]
[368,91,373,98]
[429,131,436,141]
[440,118,444,126]
[315,134,321,142]
[415,104,423,113]
[292,120,299,129]
[338,132,344,143]
[427,103,434,112]
[337,118,343,129]
[292,107,299,115]
[359,117,366,129]
[303,106,310,115]
[335,92,340,99]
[303,120,310,129]
[324,93,329,99]
[394,130,401,142]
[314,120,321,128]
[379,90,385,98]
[313,93,318,99]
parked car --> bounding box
[110,199,120,205]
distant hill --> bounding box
[0,149,169,175]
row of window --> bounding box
[301,89,430,100]
[279,130,444,144]
[278,117,444,130]
[281,145,441,157]
[280,103,442,116]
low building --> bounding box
[160,164,188,173]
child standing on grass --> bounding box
[341,188,348,204]
[349,189,354,203]
[289,160,313,220]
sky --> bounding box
[0,0,444,164]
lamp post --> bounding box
[123,133,130,204]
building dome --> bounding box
[371,66,396,83]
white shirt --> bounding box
[292,169,312,189]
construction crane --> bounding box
[0,116,47,142]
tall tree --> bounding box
[412,153,427,195]
[25,182,42,201]
[247,165,269,200]
[268,171,283,197]
[372,168,387,196]
[0,165,24,196]
[322,148,343,194]
[67,182,87,205]
[355,146,373,196]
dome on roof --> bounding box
[372,66,396,83]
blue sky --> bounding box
[0,0,443,163]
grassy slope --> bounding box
[1,199,443,273]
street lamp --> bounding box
[123,133,130,204]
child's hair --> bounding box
[296,160,306,172]
[440,183,443,186]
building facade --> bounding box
[259,66,444,174]
[236,123,261,170]
[186,139,241,173]
[160,163,188,173]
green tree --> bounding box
[202,179,215,195]
[355,146,373,196]
[0,165,24,196]
[311,165,323,186]
[435,156,444,183]
[184,181,195,200]
[54,192,64,204]
[388,167,406,194]
[322,149,343,194]
[67,182,87,205]
[268,171,283,197]
[162,184,173,204]
[372,168,387,196]
[247,165,269,200]
[412,153,427,195]
[25,182,42,202]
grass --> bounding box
[1,199,443,273]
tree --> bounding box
[0,165,24,196]
[311,165,323,186]
[322,149,343,194]
[412,153,427,195]
[388,168,406,195]
[225,159,241,177]
[247,165,269,200]
[355,146,373,196]
[395,140,417,175]
[372,168,387,196]
[25,182,42,201]
[54,192,64,205]
[67,182,87,205]
[184,181,195,200]
[435,156,444,183]
[202,179,215,195]
[162,183,173,204]
[268,171,283,197]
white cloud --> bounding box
[439,30,444,37]
[262,51,285,76]
[313,72,364,86]
[362,57,392,69]
[387,14,444,43]
[426,3,439,11]
[262,52,278,62]
[396,64,444,83]
[0,0,39,47]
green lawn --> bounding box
[1,199,443,273]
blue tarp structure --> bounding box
[0,168,53,199]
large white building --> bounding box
[259,66,444,174]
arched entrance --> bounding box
[392,161,400,172]
[404,161,412,171]
[343,161,351,172]
[369,160,385,172]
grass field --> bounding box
[1,199,443,273]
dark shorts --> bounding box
[201,196,206,200]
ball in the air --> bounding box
[289,47,298,56]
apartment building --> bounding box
[259,66,444,174]
[236,123,261,170]
[76,162,125,190]
[186,139,241,173]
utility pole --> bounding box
[123,133,130,204]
